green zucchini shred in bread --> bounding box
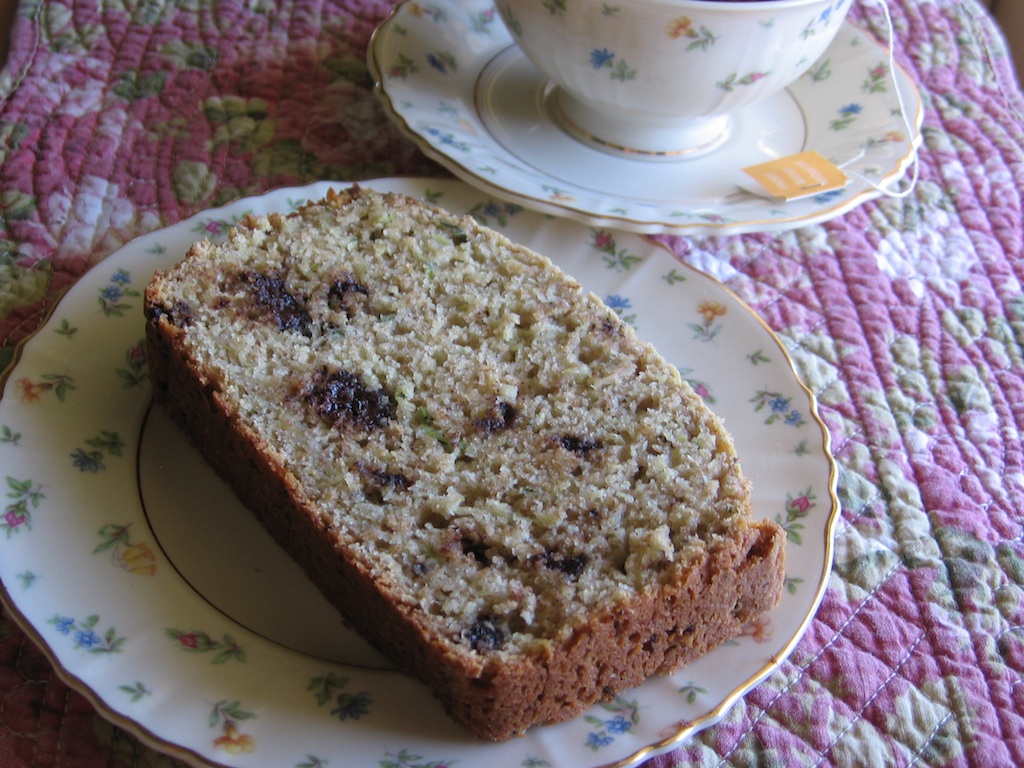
[144,185,786,740]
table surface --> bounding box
[1,1,1023,766]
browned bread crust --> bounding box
[144,186,785,740]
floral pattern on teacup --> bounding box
[665,16,716,50]
[718,70,772,92]
[589,48,636,82]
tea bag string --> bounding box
[837,0,920,199]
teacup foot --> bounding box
[552,88,731,161]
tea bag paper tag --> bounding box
[741,151,849,202]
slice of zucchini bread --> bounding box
[144,185,785,741]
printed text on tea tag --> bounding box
[742,151,849,202]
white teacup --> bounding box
[494,0,853,158]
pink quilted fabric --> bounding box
[1,0,1023,766]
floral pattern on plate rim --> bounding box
[0,178,836,768]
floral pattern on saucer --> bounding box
[369,0,922,234]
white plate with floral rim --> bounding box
[368,0,922,235]
[0,178,837,768]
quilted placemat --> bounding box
[1,0,1023,766]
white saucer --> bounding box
[369,0,923,235]
[477,46,806,197]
